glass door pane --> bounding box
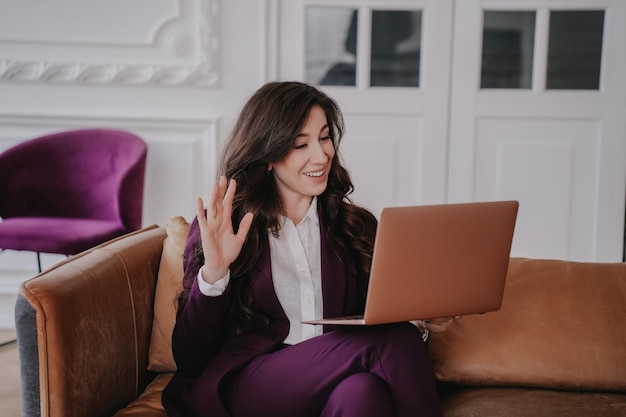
[305,7,422,88]
[480,11,536,89]
[546,10,604,90]
[306,7,357,86]
[370,10,421,87]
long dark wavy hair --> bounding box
[179,81,376,334]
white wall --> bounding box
[0,0,269,327]
[1,0,625,328]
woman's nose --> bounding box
[309,141,329,163]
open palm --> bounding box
[196,176,254,284]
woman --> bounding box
[162,81,455,417]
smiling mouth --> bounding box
[304,170,325,178]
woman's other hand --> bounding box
[197,176,254,284]
[412,316,460,334]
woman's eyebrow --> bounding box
[296,124,329,138]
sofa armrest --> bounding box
[19,226,166,417]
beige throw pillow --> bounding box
[147,216,190,372]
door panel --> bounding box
[276,0,626,261]
[449,0,626,261]
[341,114,422,211]
[473,118,599,260]
[279,0,454,216]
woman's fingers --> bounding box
[223,177,236,204]
[198,195,208,217]
[221,177,237,219]
[196,177,253,269]
[197,176,254,249]
[423,316,461,333]
[203,176,234,226]
[208,176,227,220]
[237,212,254,242]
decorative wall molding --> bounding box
[0,0,221,87]
[0,59,218,86]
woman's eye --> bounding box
[320,136,332,142]
[294,143,307,150]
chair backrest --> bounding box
[0,129,147,231]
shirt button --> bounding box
[304,298,312,305]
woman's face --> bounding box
[270,105,336,206]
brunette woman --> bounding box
[162,81,455,417]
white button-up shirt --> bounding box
[197,197,324,345]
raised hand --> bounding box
[196,176,254,284]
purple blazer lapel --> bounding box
[319,215,354,319]
[251,236,286,319]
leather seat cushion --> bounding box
[112,373,172,417]
[439,387,626,417]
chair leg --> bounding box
[0,338,17,348]
[36,252,42,273]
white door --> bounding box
[277,0,454,216]
[276,0,626,261]
[448,0,626,261]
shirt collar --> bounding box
[302,196,319,226]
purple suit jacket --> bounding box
[162,214,372,417]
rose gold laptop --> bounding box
[302,200,519,325]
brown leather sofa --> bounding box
[16,221,626,417]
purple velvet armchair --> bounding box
[0,128,148,271]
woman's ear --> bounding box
[267,164,273,174]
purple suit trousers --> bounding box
[222,323,443,417]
